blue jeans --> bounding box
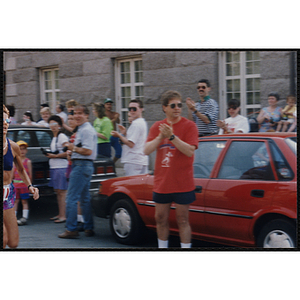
[110,136,122,158]
[66,160,94,231]
[97,142,111,158]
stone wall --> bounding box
[4,50,295,124]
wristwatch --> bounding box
[72,146,77,153]
[169,134,175,141]
[193,109,198,114]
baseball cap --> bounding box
[17,140,28,148]
[104,98,113,104]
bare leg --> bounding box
[282,122,288,132]
[3,208,19,248]
[155,203,171,241]
[175,204,191,244]
[55,189,67,220]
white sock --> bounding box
[181,243,192,248]
[23,209,29,219]
[77,215,84,223]
[158,239,168,248]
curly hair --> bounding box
[3,104,10,117]
[93,103,106,119]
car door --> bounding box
[204,139,278,244]
[190,139,227,236]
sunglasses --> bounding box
[228,106,238,110]
[49,122,59,127]
[167,103,183,109]
[128,107,137,112]
[197,86,206,90]
[3,118,11,124]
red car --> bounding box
[91,132,297,248]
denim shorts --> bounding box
[153,190,196,205]
[49,168,68,190]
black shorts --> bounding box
[153,191,196,205]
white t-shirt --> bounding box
[57,111,68,124]
[49,133,69,169]
[21,121,37,126]
[37,120,50,127]
[218,114,250,135]
[121,118,149,166]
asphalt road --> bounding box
[11,194,232,250]
[14,196,154,250]
[9,168,232,251]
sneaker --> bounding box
[17,217,27,226]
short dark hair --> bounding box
[57,104,64,111]
[48,115,63,126]
[268,92,280,101]
[6,105,15,117]
[228,99,240,107]
[130,99,144,108]
[24,111,34,121]
[198,79,211,87]
[161,90,182,107]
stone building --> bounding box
[4,50,297,128]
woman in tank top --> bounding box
[3,105,39,249]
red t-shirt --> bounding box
[147,117,199,194]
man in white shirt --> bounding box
[217,99,249,134]
[111,99,148,176]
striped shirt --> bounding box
[192,97,219,135]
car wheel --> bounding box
[109,199,143,245]
[257,219,296,248]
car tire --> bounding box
[257,219,296,248]
[109,199,143,245]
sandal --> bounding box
[17,217,27,226]
[50,216,59,221]
[54,218,66,223]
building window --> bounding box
[219,51,261,119]
[39,68,60,113]
[115,57,144,127]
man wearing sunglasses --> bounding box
[186,79,219,136]
[144,91,198,248]
[111,99,148,176]
[217,99,249,134]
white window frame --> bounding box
[115,56,144,127]
[218,51,261,120]
[39,67,60,114]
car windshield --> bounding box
[285,137,297,155]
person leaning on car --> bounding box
[58,104,97,239]
[144,90,199,248]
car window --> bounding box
[218,141,275,180]
[36,131,52,147]
[269,142,294,180]
[16,130,32,146]
[194,141,227,178]
[285,137,297,155]
[6,131,14,141]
